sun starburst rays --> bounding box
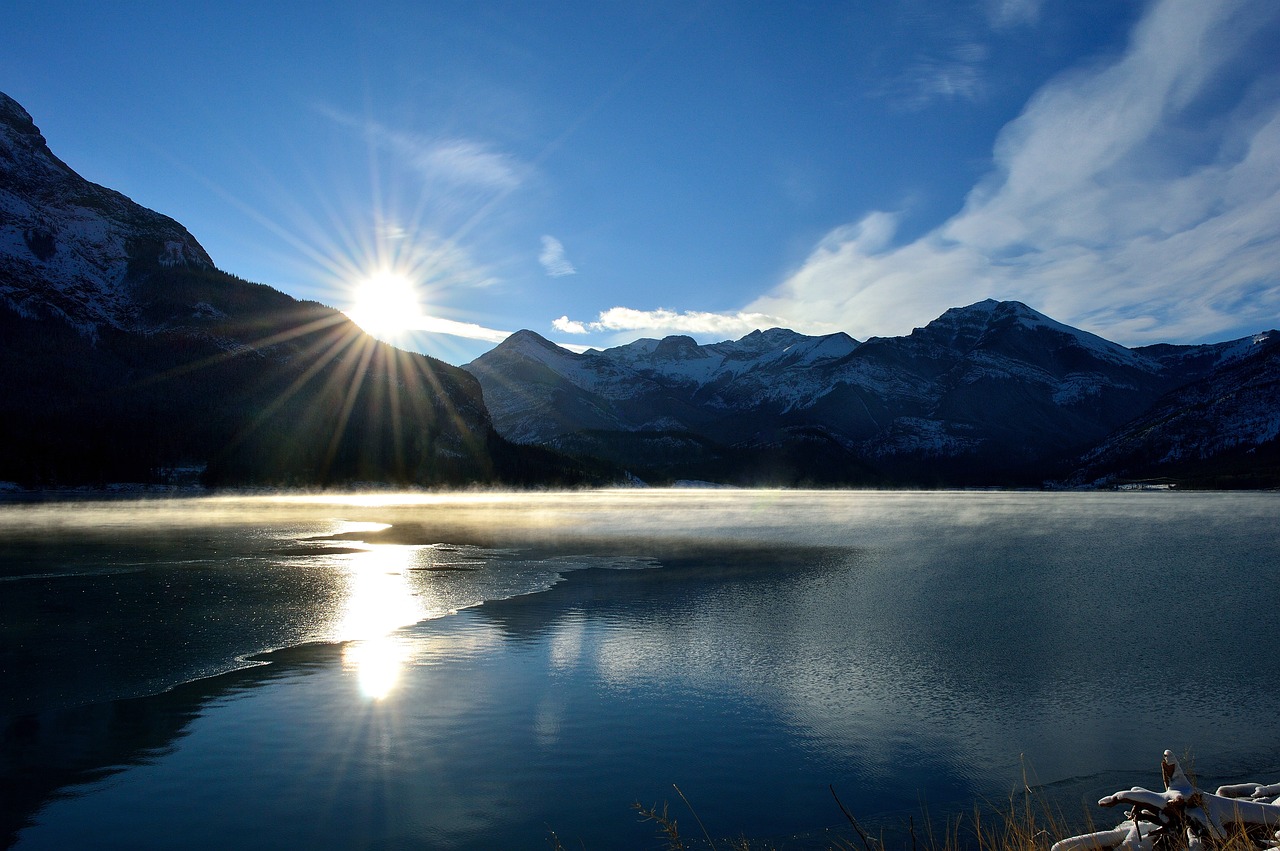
[168,299,483,485]
[135,118,517,486]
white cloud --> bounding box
[556,306,794,339]
[552,315,588,334]
[751,0,1280,345]
[539,236,577,277]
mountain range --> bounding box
[464,302,1279,488]
[2,90,1275,489]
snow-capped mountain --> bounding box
[467,302,1279,486]
[0,91,601,488]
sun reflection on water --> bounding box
[343,637,409,701]
[337,543,424,701]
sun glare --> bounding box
[346,271,423,338]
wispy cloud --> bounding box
[985,0,1042,29]
[408,315,513,343]
[539,236,577,277]
[409,138,525,191]
[556,306,793,340]
[893,42,989,109]
[316,104,528,192]
[750,0,1280,344]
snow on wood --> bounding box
[1052,751,1280,851]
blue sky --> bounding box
[4,0,1278,363]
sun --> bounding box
[346,271,423,338]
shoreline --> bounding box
[4,481,1278,504]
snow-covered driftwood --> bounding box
[1051,751,1280,851]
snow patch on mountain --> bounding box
[863,418,982,458]
[1052,374,1122,404]
[637,416,689,432]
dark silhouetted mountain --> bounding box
[0,91,609,488]
[466,302,1279,487]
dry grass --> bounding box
[551,757,1279,851]
[615,784,1091,851]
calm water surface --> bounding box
[2,490,1278,849]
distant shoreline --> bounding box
[3,480,1276,502]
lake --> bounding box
[2,490,1278,849]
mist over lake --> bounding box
[3,490,1278,849]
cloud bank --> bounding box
[748,0,1280,345]
[555,0,1279,347]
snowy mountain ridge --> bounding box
[466,304,1279,486]
[469,298,1180,439]
[594,328,859,389]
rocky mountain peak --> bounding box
[653,334,705,359]
[497,329,566,356]
[726,327,807,353]
[911,298,1004,348]
[0,92,42,142]
[910,298,1143,370]
[1,90,212,335]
